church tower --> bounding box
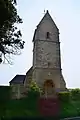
[32,10,66,92]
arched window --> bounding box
[46,32,50,39]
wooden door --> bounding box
[43,80,55,95]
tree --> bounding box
[0,0,25,64]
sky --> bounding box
[0,0,80,88]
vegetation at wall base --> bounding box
[0,85,80,118]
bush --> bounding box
[58,92,70,102]
[29,81,41,92]
[70,88,80,100]
[27,81,41,98]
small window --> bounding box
[46,32,50,39]
[48,62,51,67]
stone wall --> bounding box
[33,41,60,69]
[10,83,27,99]
[33,68,66,91]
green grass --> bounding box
[60,100,80,118]
[5,97,40,118]
[1,97,79,118]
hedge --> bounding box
[0,86,11,117]
[58,91,70,102]
[70,88,80,100]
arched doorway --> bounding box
[43,80,55,96]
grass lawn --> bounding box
[60,100,80,118]
[1,97,79,119]
[5,97,40,118]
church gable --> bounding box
[24,67,33,87]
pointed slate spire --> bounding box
[33,10,59,42]
[37,10,58,31]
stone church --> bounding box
[9,10,67,99]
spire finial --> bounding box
[46,10,49,13]
[43,10,49,15]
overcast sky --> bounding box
[0,0,80,88]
